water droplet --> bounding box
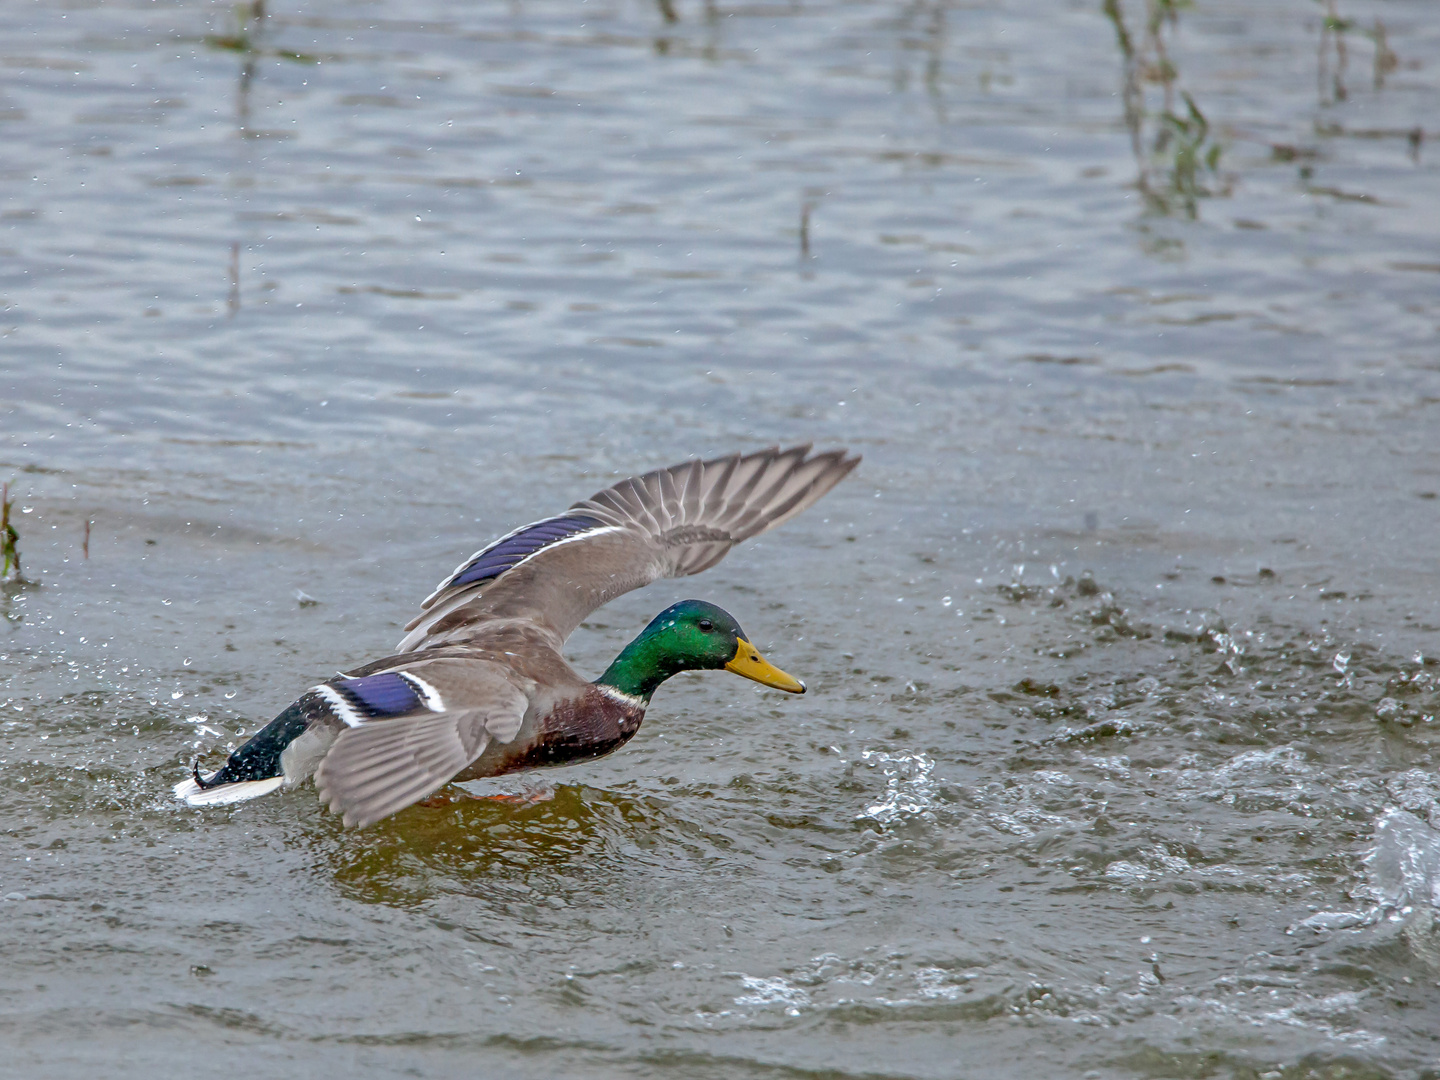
[161,599,172,606]
[171,690,183,700]
[941,596,952,607]
[182,657,192,667]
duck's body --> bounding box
[177,445,858,827]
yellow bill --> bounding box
[725,638,806,694]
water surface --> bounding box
[3,0,1440,1076]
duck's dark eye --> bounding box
[697,619,714,632]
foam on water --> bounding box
[3,0,1440,1075]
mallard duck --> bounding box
[175,444,859,827]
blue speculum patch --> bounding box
[452,514,602,586]
[337,673,422,717]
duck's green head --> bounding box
[598,599,806,702]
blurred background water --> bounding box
[2,0,1439,1076]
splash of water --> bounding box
[1290,807,1440,935]
[733,974,810,1016]
[856,749,937,825]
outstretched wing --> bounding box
[313,658,529,828]
[396,444,859,652]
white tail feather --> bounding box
[174,774,284,807]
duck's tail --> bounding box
[174,773,284,806]
[174,692,330,809]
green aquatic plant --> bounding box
[1369,19,1399,90]
[891,0,951,123]
[1316,0,1353,104]
[204,0,266,55]
[1,482,20,582]
[1316,0,1399,103]
[1103,0,1224,219]
[204,1,318,64]
[1157,92,1222,218]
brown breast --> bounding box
[489,685,647,776]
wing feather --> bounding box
[698,451,739,516]
[315,714,472,828]
[394,445,859,652]
[654,469,680,530]
[679,459,704,520]
[313,660,529,828]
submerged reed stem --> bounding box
[1,482,20,582]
